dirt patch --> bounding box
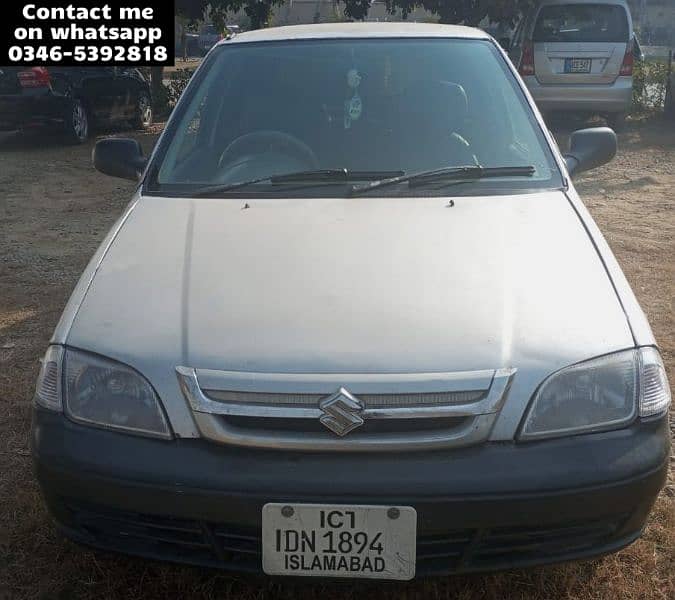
[0,120,673,599]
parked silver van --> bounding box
[509,0,635,128]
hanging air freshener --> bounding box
[344,68,363,129]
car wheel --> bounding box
[607,112,626,132]
[133,92,153,130]
[64,98,89,144]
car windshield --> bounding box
[534,4,630,43]
[149,38,562,197]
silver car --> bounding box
[32,23,670,581]
[509,0,635,128]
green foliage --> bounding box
[153,82,171,117]
[666,76,674,119]
[176,0,284,29]
[375,0,534,25]
[178,0,536,28]
[175,0,204,22]
[167,68,196,108]
[343,0,371,20]
[632,60,671,113]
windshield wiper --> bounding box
[273,169,404,183]
[191,169,405,197]
[349,165,537,196]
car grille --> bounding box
[205,389,486,408]
[62,500,630,575]
[222,414,473,435]
[177,366,516,451]
[417,518,629,572]
[66,500,260,571]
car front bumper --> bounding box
[32,408,669,577]
[524,76,633,114]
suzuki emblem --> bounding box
[319,388,364,436]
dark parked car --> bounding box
[0,66,153,143]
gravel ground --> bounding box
[0,118,673,599]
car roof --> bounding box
[220,22,491,46]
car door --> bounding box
[114,68,149,120]
[77,67,126,122]
[532,3,632,86]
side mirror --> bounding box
[563,127,617,176]
[93,138,147,180]
[498,37,511,51]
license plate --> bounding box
[564,58,592,73]
[262,503,417,580]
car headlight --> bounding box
[35,346,172,439]
[520,348,671,441]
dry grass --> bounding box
[0,118,673,599]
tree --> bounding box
[343,0,371,21]
[175,0,205,22]
[176,0,285,30]
[344,0,534,25]
[178,1,534,30]
[154,1,283,111]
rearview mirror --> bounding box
[498,37,511,50]
[93,138,147,180]
[563,127,617,176]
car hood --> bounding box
[66,190,635,437]
[67,190,633,438]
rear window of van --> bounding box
[534,4,629,43]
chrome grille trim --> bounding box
[194,368,496,394]
[203,389,486,408]
[176,366,516,451]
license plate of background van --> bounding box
[262,504,417,580]
[565,58,592,73]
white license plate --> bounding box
[262,503,417,580]
[565,58,592,73]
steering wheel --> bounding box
[218,130,319,172]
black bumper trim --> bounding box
[45,499,642,576]
[49,497,643,577]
